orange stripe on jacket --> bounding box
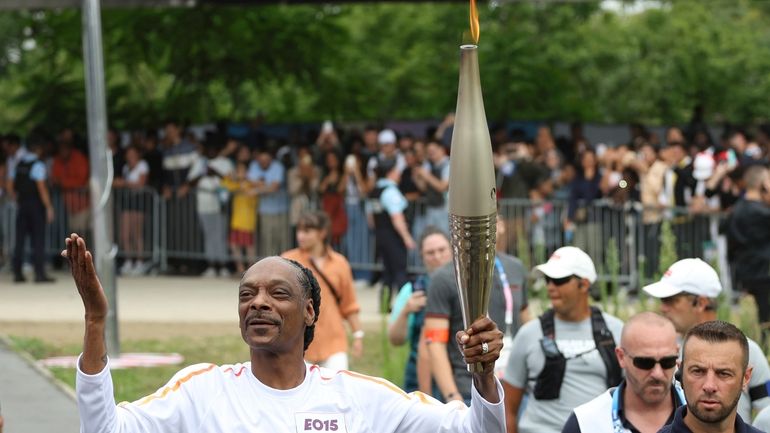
[137,364,216,406]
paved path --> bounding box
[0,337,80,433]
[0,270,384,433]
[0,271,382,324]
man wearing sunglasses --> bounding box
[561,312,685,433]
[502,246,624,433]
[643,258,770,423]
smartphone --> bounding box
[412,278,425,293]
[727,149,738,170]
[345,154,357,170]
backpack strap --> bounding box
[540,308,556,339]
[308,258,342,307]
[590,306,622,388]
[749,382,770,402]
[534,309,565,400]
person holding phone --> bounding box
[388,226,453,395]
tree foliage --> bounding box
[2,0,770,132]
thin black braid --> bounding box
[280,258,322,351]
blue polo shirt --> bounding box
[247,159,288,215]
[9,153,46,182]
[375,178,407,215]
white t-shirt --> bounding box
[503,312,624,433]
[733,338,770,421]
[187,156,234,214]
[123,160,149,184]
[77,358,506,433]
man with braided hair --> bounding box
[64,233,507,433]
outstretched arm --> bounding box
[61,234,109,374]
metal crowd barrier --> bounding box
[0,186,727,290]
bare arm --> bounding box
[502,381,525,433]
[61,234,109,374]
[519,306,533,324]
[420,168,448,193]
[424,317,463,402]
[389,212,416,250]
[346,312,364,358]
[260,180,281,194]
[387,292,426,346]
[36,180,54,223]
[416,332,433,394]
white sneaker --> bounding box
[218,268,231,278]
[120,260,134,275]
[201,267,217,278]
[132,261,147,276]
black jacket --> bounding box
[657,405,762,433]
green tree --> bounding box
[3,1,770,131]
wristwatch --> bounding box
[352,330,365,339]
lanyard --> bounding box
[494,257,514,335]
[611,382,686,433]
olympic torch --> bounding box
[448,1,497,374]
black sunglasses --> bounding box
[545,275,575,286]
[624,350,678,370]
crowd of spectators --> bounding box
[2,116,770,281]
[5,116,770,433]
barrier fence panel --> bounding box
[113,187,160,275]
[3,186,730,290]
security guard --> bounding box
[643,258,770,422]
[368,157,415,309]
[11,137,55,283]
[562,312,685,433]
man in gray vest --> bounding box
[643,258,770,422]
[502,246,624,433]
[561,312,685,433]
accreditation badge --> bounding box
[295,412,348,433]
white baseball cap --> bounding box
[534,246,597,284]
[642,258,722,299]
[378,129,397,146]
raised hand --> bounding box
[61,233,109,373]
[61,234,108,321]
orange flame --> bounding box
[469,0,480,44]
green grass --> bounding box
[9,322,410,404]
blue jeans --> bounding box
[343,201,371,276]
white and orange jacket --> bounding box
[76,358,505,433]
